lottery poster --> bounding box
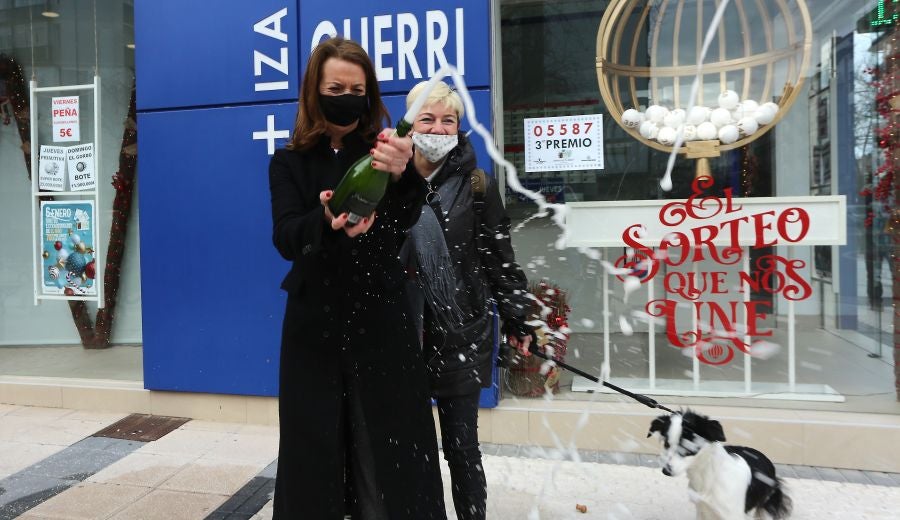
[40,201,97,296]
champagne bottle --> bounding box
[327,118,413,224]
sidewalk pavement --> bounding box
[1,404,899,519]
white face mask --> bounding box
[412,133,458,163]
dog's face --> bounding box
[647,410,726,476]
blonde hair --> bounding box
[405,80,464,120]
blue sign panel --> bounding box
[135,0,299,110]
[300,0,491,95]
[138,103,297,396]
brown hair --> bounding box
[287,37,390,151]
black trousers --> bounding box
[436,391,487,520]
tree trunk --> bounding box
[68,84,138,349]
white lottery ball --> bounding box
[639,121,659,140]
[686,106,711,125]
[622,108,644,128]
[736,116,759,137]
[718,90,740,110]
[681,124,698,141]
[754,104,776,125]
[761,102,779,113]
[718,124,740,144]
[697,122,718,140]
[657,126,677,146]
[710,108,732,128]
[740,100,759,115]
[645,105,669,124]
[663,109,686,129]
[732,100,758,120]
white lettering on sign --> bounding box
[311,9,465,82]
[253,114,290,156]
[253,7,290,92]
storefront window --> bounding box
[0,1,140,379]
[499,0,899,413]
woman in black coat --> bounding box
[268,37,446,520]
[402,81,535,520]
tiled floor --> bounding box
[1,404,900,519]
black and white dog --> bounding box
[647,410,792,520]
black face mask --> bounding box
[319,93,367,126]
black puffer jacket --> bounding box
[414,135,530,397]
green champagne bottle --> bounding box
[327,118,413,224]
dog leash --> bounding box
[526,344,677,414]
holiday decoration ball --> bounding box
[48,265,59,279]
[42,250,50,259]
[85,260,96,280]
[54,241,62,251]
[65,252,89,276]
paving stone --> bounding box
[791,464,820,480]
[862,472,897,487]
[638,453,660,468]
[0,474,76,520]
[775,464,798,479]
[258,460,278,480]
[24,446,125,480]
[576,449,599,463]
[235,479,275,515]
[814,467,846,483]
[479,443,500,456]
[495,444,520,457]
[838,469,872,485]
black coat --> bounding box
[268,132,446,519]
[416,136,530,397]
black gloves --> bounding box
[501,319,537,344]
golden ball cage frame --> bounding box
[597,0,813,178]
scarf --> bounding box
[406,174,467,331]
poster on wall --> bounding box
[524,114,604,172]
[51,95,80,142]
[38,145,67,191]
[66,143,96,191]
[40,201,97,296]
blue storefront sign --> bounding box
[136,0,497,406]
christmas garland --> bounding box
[0,53,33,174]
[860,56,898,226]
[1,53,138,349]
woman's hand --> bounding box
[370,128,413,181]
[503,320,537,357]
[508,333,533,357]
[320,190,376,237]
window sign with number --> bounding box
[51,96,80,142]
[524,114,604,172]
